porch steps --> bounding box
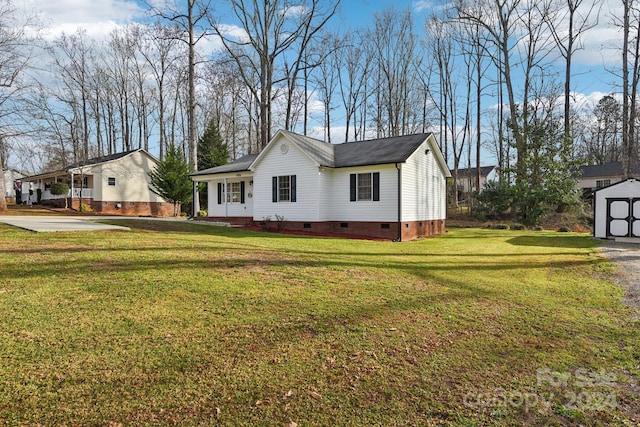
[614,237,640,244]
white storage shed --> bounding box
[593,178,640,239]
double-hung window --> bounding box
[272,175,297,202]
[217,181,245,204]
[226,182,241,203]
[596,179,611,189]
[350,172,380,202]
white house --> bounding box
[21,149,174,216]
[3,169,28,203]
[593,178,640,239]
[578,161,640,196]
[191,130,451,241]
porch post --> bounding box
[224,177,228,217]
[70,173,74,210]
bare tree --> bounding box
[0,0,38,212]
[147,0,211,215]
[545,0,599,148]
[211,0,340,149]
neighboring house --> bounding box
[593,178,640,239]
[3,169,28,203]
[191,130,451,241]
[21,149,174,216]
[452,165,497,201]
[578,161,640,195]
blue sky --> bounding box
[26,0,619,103]
[21,0,624,166]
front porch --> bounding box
[22,172,95,209]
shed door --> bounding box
[606,198,640,238]
[633,198,640,237]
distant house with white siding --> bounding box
[21,149,174,216]
[191,130,451,241]
[3,169,27,203]
[578,161,640,196]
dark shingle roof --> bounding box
[280,130,335,167]
[455,165,495,177]
[67,150,139,170]
[191,154,258,176]
[333,133,431,168]
[579,161,640,178]
[191,132,437,177]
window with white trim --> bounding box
[596,179,611,188]
[350,172,380,202]
[226,182,241,203]
[272,175,297,202]
[107,177,116,186]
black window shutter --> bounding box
[291,175,297,202]
[350,174,357,201]
[217,182,222,205]
[240,181,245,204]
[272,176,278,202]
[373,172,380,201]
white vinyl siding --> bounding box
[252,135,321,221]
[96,151,168,203]
[331,165,397,222]
[206,174,253,218]
[401,138,447,222]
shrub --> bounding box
[260,216,272,230]
[50,182,70,209]
[475,180,514,220]
[197,210,208,217]
[80,204,93,213]
[50,182,69,196]
[274,214,286,231]
[512,224,525,230]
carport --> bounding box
[593,178,640,239]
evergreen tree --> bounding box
[149,144,193,216]
[198,118,229,170]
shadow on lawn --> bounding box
[507,235,597,249]
[2,242,604,285]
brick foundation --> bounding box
[202,216,446,241]
[42,198,175,217]
[196,216,254,225]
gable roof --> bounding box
[455,165,496,177]
[23,149,151,181]
[194,130,450,177]
[334,133,431,167]
[67,149,141,170]
[579,161,640,178]
[190,154,258,177]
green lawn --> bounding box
[0,221,638,426]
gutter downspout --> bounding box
[395,163,402,242]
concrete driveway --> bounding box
[0,215,131,232]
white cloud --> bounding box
[25,0,145,40]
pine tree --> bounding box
[148,144,193,216]
[198,118,229,170]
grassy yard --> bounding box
[0,220,638,426]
